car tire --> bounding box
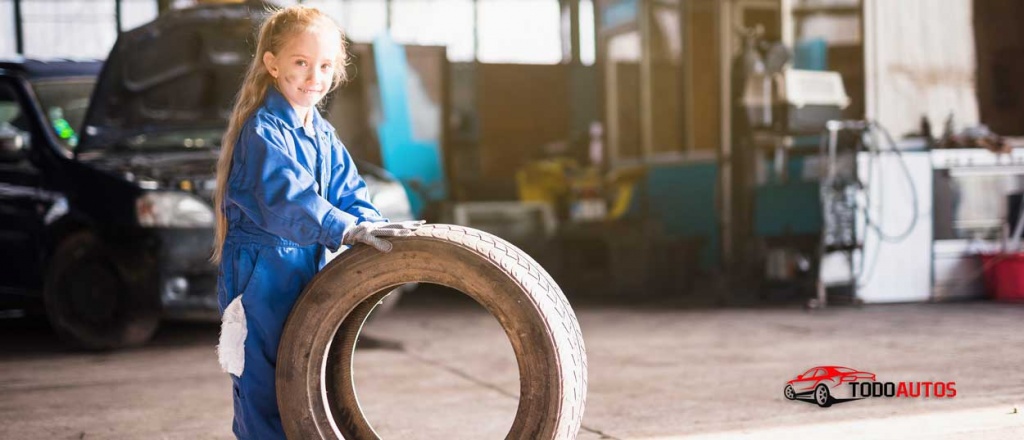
[276,224,587,439]
[784,384,796,400]
[365,283,414,320]
[43,231,160,350]
[324,257,408,322]
[814,384,832,407]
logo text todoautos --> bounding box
[784,366,956,408]
[850,380,956,398]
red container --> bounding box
[980,253,1024,301]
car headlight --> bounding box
[136,191,215,228]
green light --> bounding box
[52,118,76,140]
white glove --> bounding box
[341,220,425,253]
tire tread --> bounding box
[411,225,588,438]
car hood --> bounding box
[80,150,409,218]
[78,1,274,151]
[82,150,219,199]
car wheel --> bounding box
[43,231,160,350]
[814,384,832,407]
[276,224,587,439]
[784,384,796,400]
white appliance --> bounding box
[820,150,934,303]
[931,148,1024,300]
[854,151,933,303]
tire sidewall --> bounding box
[277,226,585,439]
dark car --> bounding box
[0,2,413,349]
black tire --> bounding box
[814,384,832,407]
[784,384,796,400]
[43,231,160,350]
[277,224,587,439]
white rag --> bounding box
[217,295,246,376]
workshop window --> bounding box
[314,0,561,64]
[390,0,475,62]
[314,0,388,44]
[119,0,158,30]
[477,0,563,64]
[0,0,156,59]
[0,1,14,57]
[579,0,596,66]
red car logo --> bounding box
[785,366,876,407]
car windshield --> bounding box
[32,78,224,151]
[31,78,95,151]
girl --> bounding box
[212,6,421,439]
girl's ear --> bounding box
[262,51,278,78]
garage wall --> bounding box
[864,0,979,137]
[974,0,1024,135]
[476,63,571,183]
[440,62,597,201]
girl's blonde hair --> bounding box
[211,5,349,263]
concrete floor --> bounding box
[1,290,1023,439]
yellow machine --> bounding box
[516,158,646,222]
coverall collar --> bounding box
[264,86,333,133]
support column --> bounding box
[13,0,24,55]
[115,0,123,34]
[561,0,581,64]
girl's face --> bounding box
[263,25,340,114]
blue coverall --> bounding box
[217,86,384,439]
